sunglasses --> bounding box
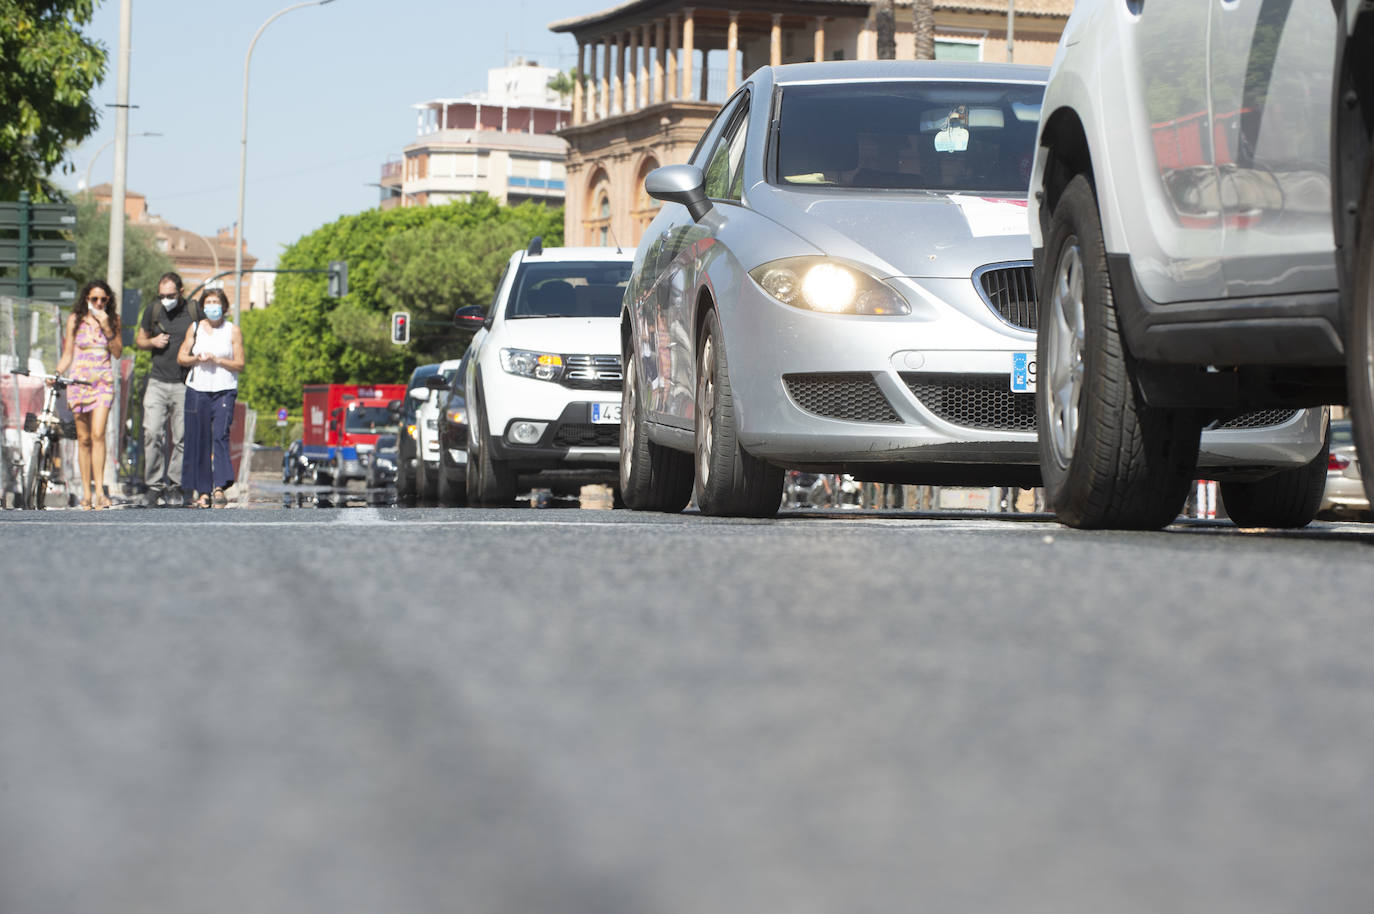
[87,296,110,304]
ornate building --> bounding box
[550,0,1073,248]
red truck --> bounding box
[292,383,406,485]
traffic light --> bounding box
[391,311,410,344]
[327,260,348,298]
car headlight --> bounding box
[500,348,564,381]
[749,257,910,315]
[446,406,467,425]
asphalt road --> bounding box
[2,506,1373,914]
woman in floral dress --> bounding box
[55,279,122,509]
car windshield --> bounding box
[776,80,1045,193]
[375,434,397,451]
[346,406,396,434]
[506,261,631,319]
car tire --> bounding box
[437,463,467,507]
[416,456,437,504]
[619,348,692,512]
[1037,174,1201,530]
[1220,427,1329,528]
[693,309,783,517]
[1350,158,1374,507]
[466,393,517,507]
[395,450,416,504]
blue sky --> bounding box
[64,0,583,270]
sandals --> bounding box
[195,493,212,509]
[212,487,228,508]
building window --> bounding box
[586,167,612,246]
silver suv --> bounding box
[1029,0,1348,529]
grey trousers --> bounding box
[143,378,186,491]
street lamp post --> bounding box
[233,0,337,322]
[84,132,162,193]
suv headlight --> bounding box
[446,406,467,425]
[500,348,564,381]
[749,257,910,315]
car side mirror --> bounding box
[328,419,338,433]
[409,388,430,402]
[453,305,486,332]
[645,164,712,222]
[386,398,402,421]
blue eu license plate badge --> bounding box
[1010,352,1036,393]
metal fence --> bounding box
[1,295,80,507]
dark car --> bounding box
[365,433,399,491]
[435,351,471,505]
[395,363,442,503]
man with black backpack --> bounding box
[134,272,199,507]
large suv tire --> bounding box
[1037,175,1201,530]
[693,309,783,517]
[1351,158,1374,506]
[415,456,437,504]
[619,350,692,512]
[437,462,467,506]
[466,392,517,507]
[1220,428,1328,528]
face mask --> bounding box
[88,304,106,316]
[204,304,224,322]
[161,296,179,309]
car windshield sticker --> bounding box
[949,195,1029,237]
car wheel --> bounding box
[1037,174,1201,529]
[466,393,516,507]
[416,456,437,504]
[693,309,783,517]
[437,462,467,507]
[1351,158,1374,507]
[619,347,692,512]
[1220,424,1329,528]
[395,451,415,504]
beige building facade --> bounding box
[551,0,1072,248]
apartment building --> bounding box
[378,61,572,210]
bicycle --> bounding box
[15,369,87,510]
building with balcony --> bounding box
[378,61,573,211]
[551,0,1072,248]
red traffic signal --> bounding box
[391,311,410,344]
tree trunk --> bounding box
[913,0,935,61]
[875,0,896,60]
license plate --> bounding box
[591,402,621,424]
[1011,352,1036,393]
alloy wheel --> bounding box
[696,335,716,490]
[1045,239,1086,467]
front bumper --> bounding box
[488,401,620,470]
[716,278,1324,479]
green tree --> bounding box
[238,195,562,418]
[1,0,107,201]
[547,69,578,103]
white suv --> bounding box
[1028,0,1337,529]
[462,241,632,506]
[414,357,463,502]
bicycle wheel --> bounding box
[25,438,49,510]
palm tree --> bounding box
[876,0,896,59]
[913,0,935,60]
[547,69,579,103]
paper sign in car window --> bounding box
[950,195,1030,237]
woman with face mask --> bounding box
[177,289,246,507]
[54,279,122,509]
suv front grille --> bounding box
[1214,409,1301,430]
[553,422,620,447]
[976,263,1038,331]
[902,372,1036,431]
[783,373,902,423]
[563,354,622,391]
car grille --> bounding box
[976,263,1038,331]
[553,423,620,447]
[563,354,623,391]
[1214,409,1301,430]
[783,373,902,423]
[902,373,1036,431]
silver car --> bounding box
[621,61,1052,517]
